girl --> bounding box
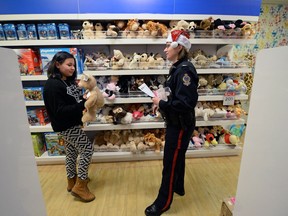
[43,51,95,202]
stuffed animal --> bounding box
[94,22,105,39]
[144,132,162,153]
[129,53,141,69]
[192,130,203,148]
[111,49,125,70]
[173,19,189,31]
[82,21,94,39]
[102,75,120,101]
[124,18,140,38]
[111,106,133,125]
[106,23,120,37]
[78,74,105,123]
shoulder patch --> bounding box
[182,73,191,86]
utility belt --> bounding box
[161,110,195,130]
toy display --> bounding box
[44,132,66,156]
[78,74,105,123]
[13,48,42,75]
[31,133,46,157]
[6,16,253,158]
[40,47,84,75]
[23,87,43,101]
[27,107,50,126]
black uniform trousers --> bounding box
[153,123,194,211]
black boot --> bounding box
[144,204,170,216]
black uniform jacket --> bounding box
[159,57,199,127]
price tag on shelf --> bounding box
[223,91,235,106]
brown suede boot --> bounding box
[71,177,95,202]
[67,176,77,192]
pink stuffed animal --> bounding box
[103,75,120,101]
[192,130,203,148]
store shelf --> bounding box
[30,124,53,132]
[28,118,245,133]
[35,144,242,165]
[84,121,165,131]
[197,68,252,74]
[1,38,256,47]
[199,94,248,101]
[84,119,245,131]
[83,69,169,76]
[21,75,47,81]
[24,93,248,107]
[19,68,252,82]
[26,101,45,106]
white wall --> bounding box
[234,46,288,216]
[0,48,46,216]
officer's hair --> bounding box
[178,48,189,60]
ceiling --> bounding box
[262,0,288,4]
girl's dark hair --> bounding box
[47,51,77,81]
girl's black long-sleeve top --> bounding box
[43,77,85,132]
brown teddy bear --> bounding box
[78,74,105,123]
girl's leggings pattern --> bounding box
[59,125,94,180]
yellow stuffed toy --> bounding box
[78,74,105,123]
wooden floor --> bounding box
[37,155,242,216]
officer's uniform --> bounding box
[153,57,199,212]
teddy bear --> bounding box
[82,20,94,39]
[78,74,105,123]
[129,53,141,69]
[172,19,189,31]
[139,53,149,70]
[111,49,125,70]
[102,75,120,101]
[106,23,120,37]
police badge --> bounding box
[183,73,191,86]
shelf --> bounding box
[84,119,245,131]
[196,68,252,74]
[1,38,256,47]
[19,68,252,81]
[84,121,165,131]
[30,124,53,132]
[21,75,47,81]
[24,93,248,107]
[35,144,242,165]
[196,118,245,126]
[83,69,169,76]
[25,101,45,106]
[199,94,248,101]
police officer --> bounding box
[145,30,199,216]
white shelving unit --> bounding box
[1,14,255,164]
[36,144,242,165]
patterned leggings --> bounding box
[59,125,94,180]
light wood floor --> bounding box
[37,155,241,216]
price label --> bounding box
[223,91,235,106]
